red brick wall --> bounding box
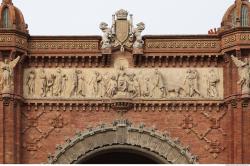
[21,107,231,164]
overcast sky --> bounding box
[13,0,235,36]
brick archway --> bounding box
[48,120,198,164]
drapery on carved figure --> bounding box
[184,69,201,97]
[127,73,140,98]
[0,56,20,93]
[231,55,250,94]
[26,70,36,95]
[90,71,103,97]
[117,67,129,93]
[131,22,145,49]
[40,69,47,97]
[106,75,117,98]
[141,77,151,97]
[53,68,67,96]
[70,70,81,97]
[99,22,112,49]
[78,72,85,97]
[151,69,166,98]
[207,69,220,97]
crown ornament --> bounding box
[115,9,128,20]
[2,0,12,4]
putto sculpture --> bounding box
[99,9,145,52]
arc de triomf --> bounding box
[0,0,250,164]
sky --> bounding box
[13,0,235,36]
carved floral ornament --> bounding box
[23,66,224,100]
[48,119,198,164]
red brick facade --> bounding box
[0,0,250,164]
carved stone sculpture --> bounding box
[231,55,250,94]
[151,69,166,98]
[184,69,201,97]
[127,73,140,98]
[40,69,47,97]
[207,69,220,97]
[141,77,151,97]
[99,22,112,49]
[78,73,85,97]
[70,70,81,97]
[90,71,103,97]
[24,68,223,100]
[116,67,129,97]
[0,56,20,93]
[26,70,36,95]
[53,68,67,96]
[132,22,145,49]
[106,75,117,98]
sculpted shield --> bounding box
[115,20,130,43]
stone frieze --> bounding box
[23,67,223,100]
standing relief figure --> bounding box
[40,69,47,97]
[78,72,85,97]
[131,22,145,49]
[106,75,118,98]
[231,55,250,94]
[0,56,20,93]
[53,68,67,96]
[141,77,151,97]
[151,69,166,98]
[184,69,201,97]
[26,70,36,95]
[70,70,81,97]
[207,69,220,97]
[90,71,103,97]
[99,22,112,49]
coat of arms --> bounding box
[99,9,145,52]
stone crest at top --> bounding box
[100,9,145,52]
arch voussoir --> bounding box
[48,120,198,164]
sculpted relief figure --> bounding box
[231,55,250,94]
[53,68,68,96]
[131,22,145,49]
[184,69,201,97]
[78,72,86,97]
[106,75,118,98]
[99,22,112,49]
[70,70,81,97]
[0,56,20,93]
[116,67,129,97]
[40,69,47,97]
[127,73,141,98]
[26,70,36,95]
[25,68,223,99]
[207,69,220,97]
[151,69,166,98]
[141,77,151,97]
[90,71,104,97]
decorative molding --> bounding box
[48,119,198,164]
[23,101,223,112]
[29,40,99,53]
[0,34,28,49]
[222,32,250,49]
